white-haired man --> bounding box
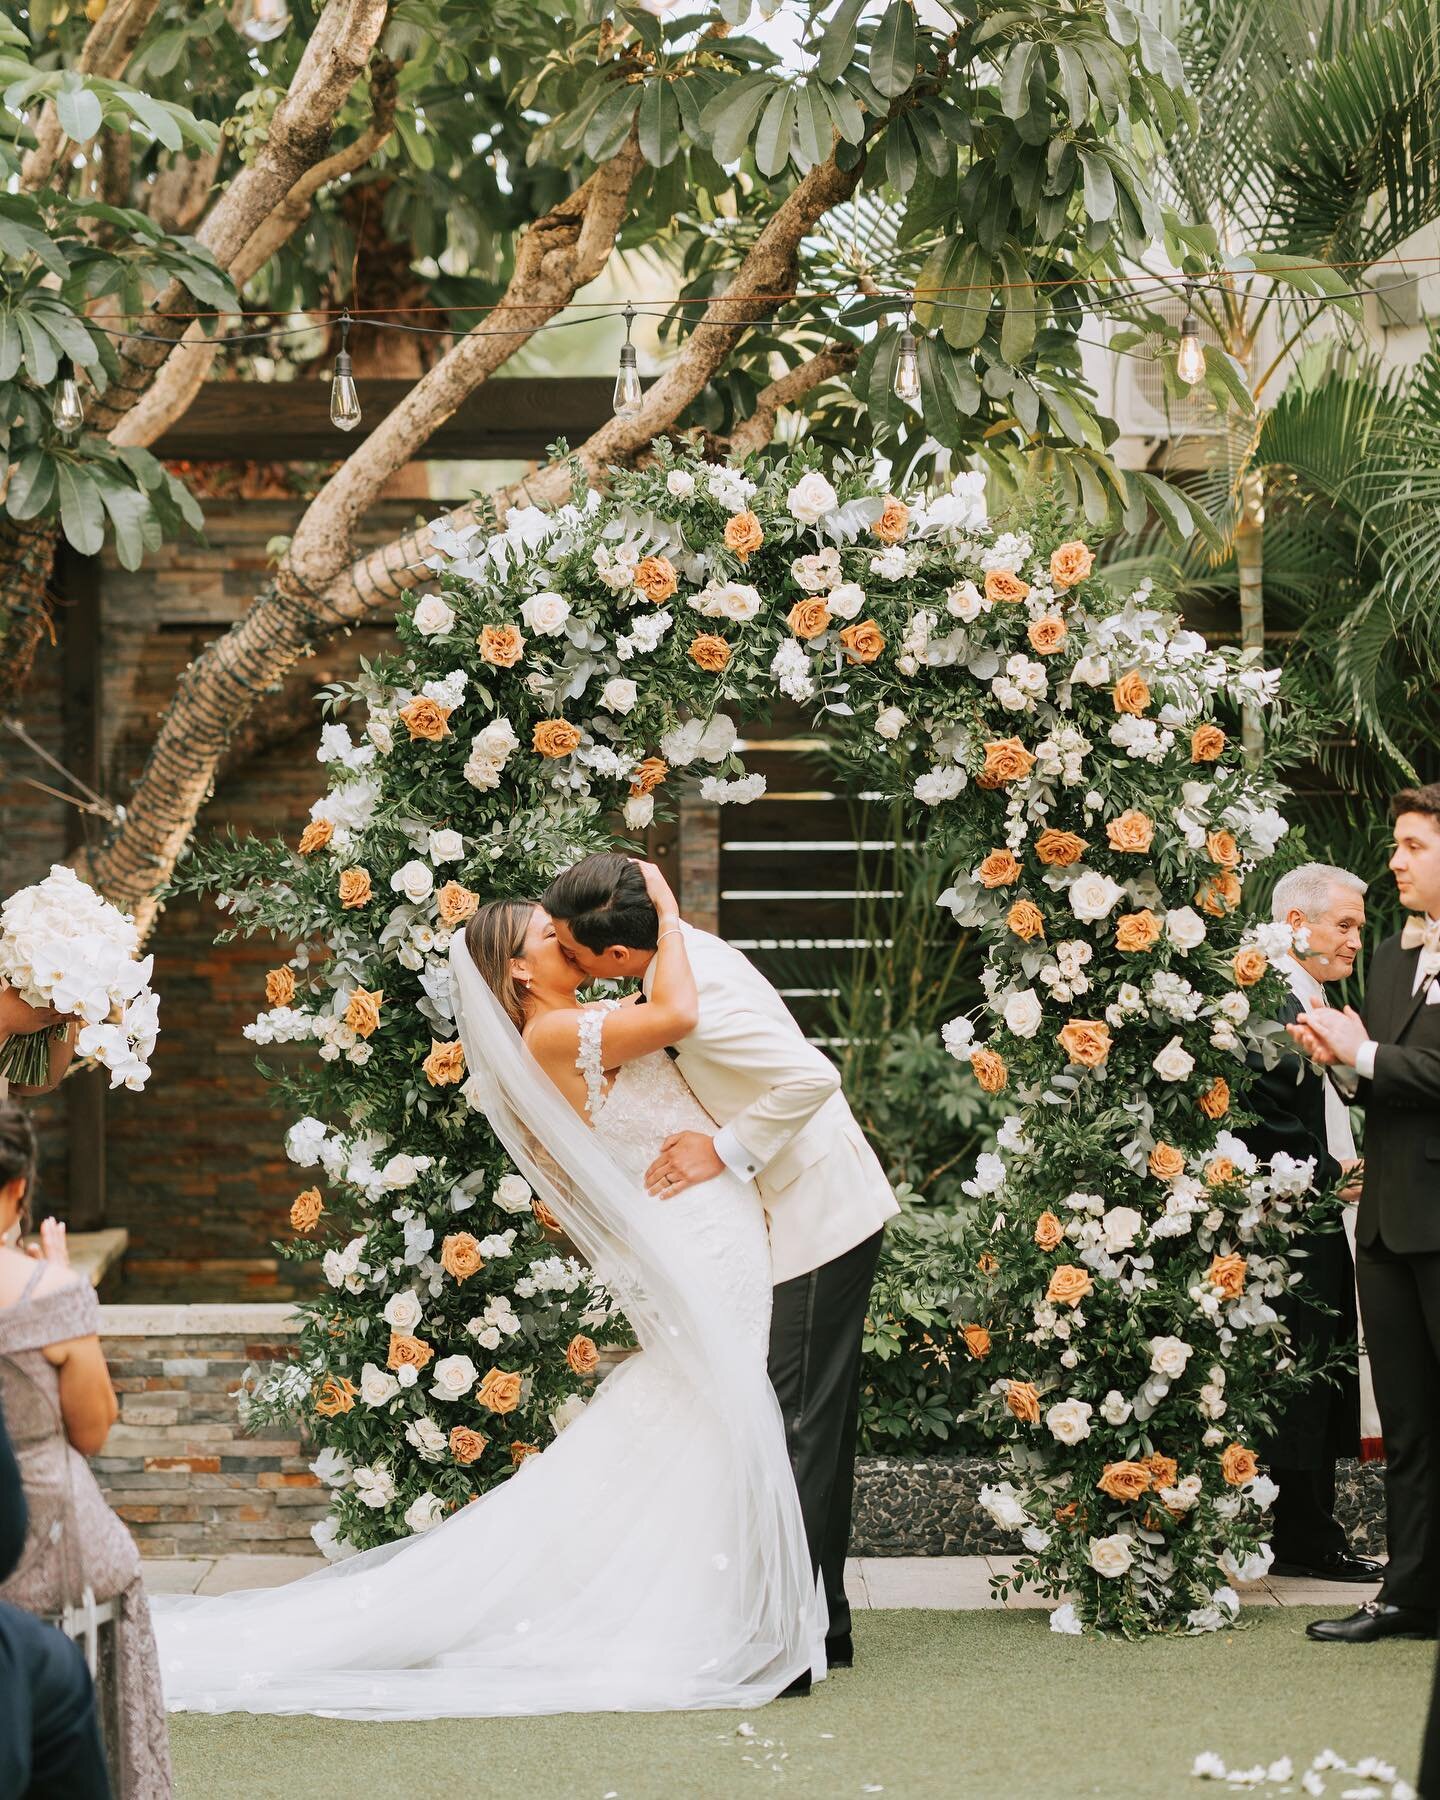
[1241,863,1381,1584]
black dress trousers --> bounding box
[767,1227,884,1648]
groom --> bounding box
[542,854,899,1687]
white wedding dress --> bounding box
[153,972,821,1719]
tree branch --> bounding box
[20,0,164,193]
[723,346,859,460]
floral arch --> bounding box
[208,443,1312,1636]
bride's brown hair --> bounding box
[464,899,536,1033]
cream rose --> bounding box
[1088,1533,1134,1578]
[390,860,434,904]
[1152,1036,1195,1082]
[412,595,456,638]
[428,828,464,863]
[520,590,570,636]
[875,705,906,740]
[1165,907,1208,952]
[826,581,866,620]
[1149,1335,1193,1379]
[493,1173,533,1215]
[383,1290,423,1334]
[1068,871,1125,921]
[360,1361,400,1406]
[1046,1398,1094,1445]
[787,470,839,523]
[430,1354,479,1402]
[601,677,638,715]
[712,582,762,622]
[1003,988,1044,1039]
[1101,1206,1143,1252]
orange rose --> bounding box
[839,620,886,664]
[977,1251,1000,1277]
[399,696,452,742]
[870,495,910,544]
[423,1039,467,1086]
[478,624,525,667]
[1033,1211,1065,1251]
[298,818,334,855]
[1106,809,1155,854]
[1116,910,1162,953]
[440,1231,484,1281]
[312,1375,357,1418]
[970,1048,1008,1094]
[448,1426,488,1465]
[1046,1264,1093,1307]
[386,1332,434,1372]
[1204,1158,1236,1189]
[1232,947,1268,987]
[1219,1443,1259,1486]
[533,719,583,759]
[1035,829,1088,868]
[565,1335,600,1378]
[724,510,764,560]
[633,554,679,604]
[345,985,383,1039]
[532,1197,563,1233]
[1028,616,1068,655]
[979,737,1036,787]
[1197,870,1243,917]
[1112,671,1151,715]
[630,756,668,796]
[1005,1380,1042,1424]
[290,1188,324,1232]
[476,1368,524,1414]
[1191,723,1226,763]
[787,596,832,639]
[1057,1019,1111,1067]
[1198,1077,1231,1120]
[338,866,372,909]
[978,849,1023,889]
[1140,1453,1178,1490]
[1096,1461,1152,1503]
[689,633,732,673]
[1207,1252,1247,1297]
[1206,829,1241,870]
[510,1442,541,1466]
[265,966,297,1007]
[437,880,481,928]
[1007,900,1045,942]
[985,568,1030,605]
[1049,540,1095,590]
[1148,1143,1186,1180]
[962,1324,991,1360]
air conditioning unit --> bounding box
[1107,294,1228,439]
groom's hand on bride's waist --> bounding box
[645,1132,725,1198]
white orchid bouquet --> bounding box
[0,865,159,1090]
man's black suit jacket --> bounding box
[1354,932,1440,1253]
[0,1401,25,1581]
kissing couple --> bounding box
[155,852,898,1718]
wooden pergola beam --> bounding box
[151,376,616,462]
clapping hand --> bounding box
[1287,1005,1368,1068]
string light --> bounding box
[239,0,289,42]
[612,303,642,418]
[329,311,362,432]
[893,306,922,407]
[1176,282,1206,387]
[51,361,84,435]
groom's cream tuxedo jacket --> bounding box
[643,924,898,1284]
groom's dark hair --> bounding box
[542,854,659,953]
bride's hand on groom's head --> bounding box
[631,858,679,923]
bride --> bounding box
[154,860,822,1718]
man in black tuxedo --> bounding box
[1293,784,1440,1645]
[1243,863,1380,1583]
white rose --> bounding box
[390,860,435,904]
[520,590,570,636]
[941,1016,975,1060]
[382,1290,423,1334]
[354,1465,396,1510]
[380,1152,421,1189]
[874,706,907,741]
[600,677,638,715]
[1068,871,1126,921]
[412,595,456,638]
[787,470,839,524]
[550,1393,588,1433]
[711,581,762,622]
[473,718,519,763]
[1165,907,1208,952]
[404,1491,446,1534]
[945,579,986,622]
[428,829,464,864]
[666,469,696,499]
[1101,1206,1144,1252]
[1070,653,1112,687]
[1049,1603,1083,1635]
[430,1353,479,1401]
[1099,1390,1132,1426]
[623,793,655,832]
[1003,988,1044,1039]
[1149,1335,1193,1379]
[1088,1533,1134,1579]
[826,582,866,620]
[493,1173,533,1215]
[359,1361,400,1407]
[1045,1398,1094,1445]
[1152,1036,1196,1082]
[978,1482,1029,1531]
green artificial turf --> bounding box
[169,1607,1435,1800]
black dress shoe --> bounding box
[778,1670,812,1698]
[825,1631,854,1670]
[1306,1601,1438,1643]
[1273,1550,1386,1583]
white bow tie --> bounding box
[1401,914,1440,977]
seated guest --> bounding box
[0,1102,171,1792]
[0,1393,110,1799]
[1292,785,1440,1643]
[1242,864,1381,1582]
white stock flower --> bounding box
[874,706,906,740]
[698,773,767,806]
[914,765,967,805]
[787,470,839,523]
[1068,872,1126,921]
[412,595,456,637]
[404,1491,446,1534]
[1003,988,1044,1038]
[1088,1534,1134,1578]
[285,1117,328,1166]
[309,1446,352,1488]
[1045,1398,1094,1445]
[520,590,570,636]
[1149,1335,1193,1379]
[941,1016,975,1061]
[493,1174,534,1215]
[430,1354,479,1401]
[390,860,435,904]
[707,466,756,511]
[1152,1037,1195,1082]
[359,1361,400,1406]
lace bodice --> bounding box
[577,1001,720,1174]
